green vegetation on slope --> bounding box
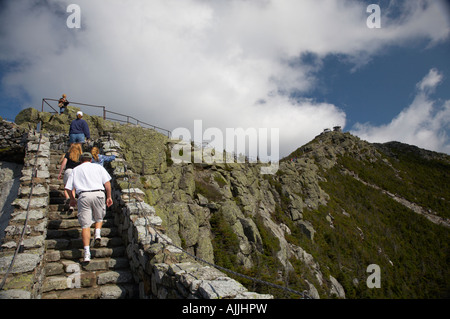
[298,163,449,298]
[374,143,450,218]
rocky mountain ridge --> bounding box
[6,107,450,298]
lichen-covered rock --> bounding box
[14,108,40,126]
[114,124,169,175]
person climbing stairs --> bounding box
[41,148,138,299]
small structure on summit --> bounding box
[322,126,342,135]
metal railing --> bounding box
[42,98,171,138]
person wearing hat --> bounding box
[68,111,90,144]
[65,151,113,262]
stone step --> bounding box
[49,185,65,194]
[50,155,63,162]
[49,192,67,199]
[46,210,115,222]
[45,246,126,261]
[47,207,78,218]
[45,257,131,275]
[42,287,102,299]
[47,218,115,230]
[47,203,114,216]
[48,219,83,229]
[48,203,74,212]
[41,270,136,299]
[49,179,64,187]
[46,235,124,251]
[42,261,134,292]
[46,226,119,240]
[49,196,66,205]
[42,284,137,299]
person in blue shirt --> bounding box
[91,147,116,167]
[69,111,90,144]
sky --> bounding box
[0,0,449,160]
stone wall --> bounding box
[0,130,50,298]
[105,138,273,299]
[0,162,22,243]
[0,119,27,163]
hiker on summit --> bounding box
[65,152,113,262]
[58,94,69,114]
[69,111,90,145]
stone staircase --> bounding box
[41,149,138,299]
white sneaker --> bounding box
[83,250,91,262]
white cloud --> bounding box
[0,0,449,158]
[352,69,450,154]
[417,68,444,92]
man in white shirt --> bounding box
[65,152,113,262]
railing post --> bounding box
[103,107,106,120]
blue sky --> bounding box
[302,40,450,127]
[0,0,449,158]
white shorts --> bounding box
[77,191,106,229]
[63,168,73,187]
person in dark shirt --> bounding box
[69,111,90,144]
[58,143,82,211]
[58,94,69,114]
